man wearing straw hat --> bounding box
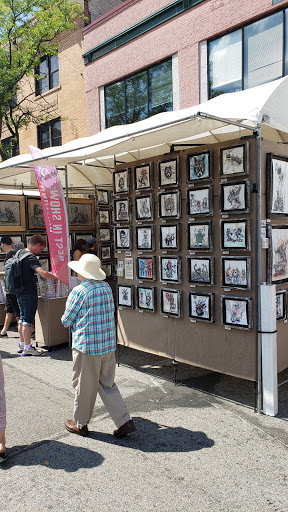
[61,253,136,438]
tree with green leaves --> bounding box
[0,0,84,160]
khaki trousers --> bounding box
[72,349,131,429]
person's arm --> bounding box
[61,288,82,328]
[35,267,56,279]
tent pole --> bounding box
[256,124,262,414]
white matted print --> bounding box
[161,288,182,318]
[220,181,249,213]
[97,189,109,205]
[158,191,181,219]
[160,256,181,283]
[270,156,288,214]
[188,222,212,250]
[98,209,110,225]
[134,163,152,190]
[117,285,133,308]
[113,169,130,194]
[269,226,288,283]
[221,220,249,250]
[222,257,250,289]
[137,286,156,312]
[188,257,213,285]
[115,227,131,250]
[135,195,153,221]
[276,291,286,320]
[136,225,154,251]
[187,187,212,216]
[189,292,214,322]
[158,158,179,188]
[99,228,111,242]
[220,144,247,175]
[114,199,130,222]
[101,245,112,260]
[222,296,252,329]
[160,224,179,250]
[187,151,212,182]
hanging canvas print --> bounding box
[158,191,181,219]
[160,224,180,251]
[187,150,213,182]
[113,169,130,194]
[136,256,156,281]
[101,245,112,261]
[188,256,213,285]
[276,291,286,320]
[115,227,132,250]
[136,225,154,251]
[220,180,250,213]
[134,163,153,190]
[98,208,111,225]
[188,222,212,251]
[158,158,179,188]
[220,144,248,176]
[187,186,212,216]
[68,199,95,230]
[135,195,153,221]
[160,256,181,283]
[97,189,110,205]
[221,220,249,250]
[160,288,182,318]
[28,198,45,229]
[188,292,214,322]
[99,228,112,242]
[222,257,251,289]
[267,154,288,215]
[136,286,156,312]
[0,195,25,232]
[117,284,133,308]
[222,296,252,329]
[114,198,131,223]
[268,225,288,283]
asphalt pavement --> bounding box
[0,329,288,512]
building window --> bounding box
[38,118,62,149]
[104,59,173,128]
[35,55,59,95]
[1,137,19,161]
[208,9,286,98]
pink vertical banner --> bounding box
[30,145,70,287]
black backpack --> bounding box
[4,250,31,295]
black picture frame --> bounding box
[221,219,250,251]
[96,189,110,205]
[187,186,213,217]
[188,221,213,251]
[135,194,154,221]
[136,256,156,281]
[221,296,252,330]
[276,290,287,321]
[100,244,113,261]
[115,227,132,251]
[220,180,250,214]
[136,286,157,312]
[187,150,213,183]
[98,208,111,225]
[117,284,134,309]
[221,256,251,290]
[113,168,131,195]
[188,292,214,323]
[135,225,155,252]
[188,256,214,286]
[134,162,153,191]
[267,224,288,284]
[159,224,181,251]
[158,190,181,219]
[114,198,131,223]
[158,157,180,188]
[219,143,248,176]
[99,228,112,243]
[160,288,182,318]
[266,153,288,217]
[159,255,182,283]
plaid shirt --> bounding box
[61,279,116,355]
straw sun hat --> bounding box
[68,253,106,281]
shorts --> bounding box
[5,294,20,317]
[17,293,38,327]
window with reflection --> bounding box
[38,118,62,149]
[35,55,59,95]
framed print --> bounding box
[187,150,213,182]
[135,225,154,251]
[136,256,156,281]
[100,245,113,261]
[160,288,182,318]
[276,291,286,321]
[188,256,214,286]
[160,255,181,283]
[267,154,288,216]
[187,186,213,216]
[98,208,111,225]
[220,143,248,176]
[221,256,251,289]
[74,233,93,243]
[27,198,45,230]
[117,284,134,309]
[268,225,288,284]
[134,163,153,191]
[96,189,110,205]
[136,286,156,312]
[158,157,179,188]
[158,190,181,219]
[188,221,212,251]
[221,296,252,329]
[160,224,180,251]
[115,227,132,250]
[135,194,154,221]
[99,228,112,243]
[220,180,250,213]
[0,195,25,232]
[188,292,214,323]
[221,220,250,251]
[113,168,131,194]
[68,199,95,231]
[114,198,131,223]
[25,234,48,251]
[101,263,113,279]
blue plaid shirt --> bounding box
[61,279,116,355]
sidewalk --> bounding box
[0,332,288,512]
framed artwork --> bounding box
[221,296,252,329]
[135,194,154,221]
[99,228,112,243]
[187,150,213,182]
[187,186,213,216]
[134,163,153,191]
[136,256,156,281]
[158,157,179,188]
[268,225,288,284]
[158,190,181,219]
[100,245,113,261]
[188,221,212,251]
[220,180,250,213]
[117,284,134,309]
[114,198,131,223]
[160,224,180,251]
[96,189,110,205]
[27,198,45,230]
[221,256,251,289]
[68,199,95,231]
[38,257,50,272]
[74,233,93,243]
[113,168,131,194]
[98,208,111,225]
[0,195,25,232]
[266,154,288,216]
[221,220,250,251]
[136,286,156,312]
[25,234,48,251]
[115,227,132,250]
[160,288,182,318]
[220,143,248,176]
[160,255,181,283]
[276,291,286,321]
[188,292,214,323]
[135,225,154,251]
[101,263,113,279]
[188,256,214,286]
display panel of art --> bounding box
[113,169,130,194]
[188,256,214,286]
[266,154,288,216]
[220,144,248,176]
[158,157,179,188]
[100,245,113,261]
[220,180,250,213]
[101,263,113,279]
[96,189,110,205]
[160,224,180,251]
[98,208,111,225]
[188,292,214,323]
[159,255,181,283]
[115,227,132,250]
[135,225,154,251]
[221,256,251,289]
[114,199,131,223]
[188,222,212,251]
[276,291,286,321]
[117,284,133,308]
[27,198,45,230]
[136,256,156,281]
[134,163,153,191]
[99,228,112,243]
[187,186,213,216]
[136,286,156,312]
[0,195,25,233]
[158,190,181,219]
[68,199,95,230]
[135,194,154,221]
[160,288,182,318]
[268,225,288,284]
[221,220,250,250]
[221,296,252,329]
[187,150,213,182]
[25,234,48,251]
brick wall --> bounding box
[89,0,127,23]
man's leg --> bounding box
[17,294,40,356]
[72,349,102,429]
[0,313,14,336]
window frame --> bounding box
[37,118,62,150]
[35,54,59,96]
[1,136,19,160]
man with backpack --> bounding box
[0,236,23,340]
